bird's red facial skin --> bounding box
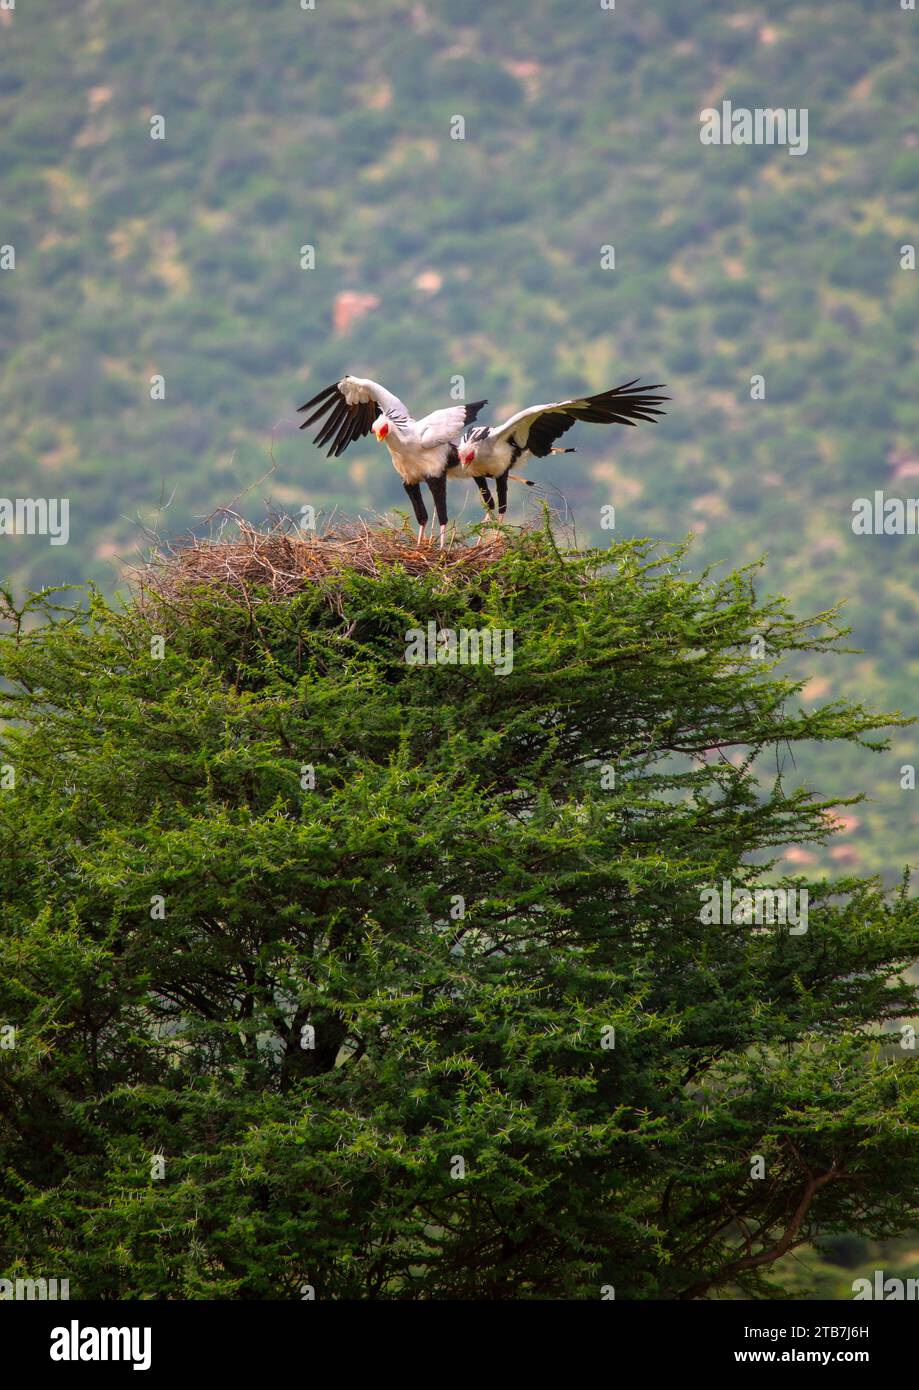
[375,422,390,441]
[460,450,474,467]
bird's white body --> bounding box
[392,444,447,485]
[384,431,453,485]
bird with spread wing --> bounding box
[298,375,487,546]
[452,379,669,520]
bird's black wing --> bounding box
[574,380,670,427]
[522,381,670,458]
[297,375,409,458]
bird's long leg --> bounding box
[426,473,449,549]
[403,482,429,547]
[475,477,495,512]
[496,469,510,521]
[473,477,495,546]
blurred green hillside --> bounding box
[1,0,918,877]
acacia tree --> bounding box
[1,526,918,1300]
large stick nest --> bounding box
[129,510,515,609]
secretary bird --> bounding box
[453,379,669,520]
[298,375,487,546]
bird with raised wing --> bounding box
[452,379,669,520]
[298,375,487,546]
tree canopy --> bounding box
[1,525,918,1298]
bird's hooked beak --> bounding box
[373,421,390,442]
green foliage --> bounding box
[1,530,918,1298]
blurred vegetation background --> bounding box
[0,0,918,1293]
